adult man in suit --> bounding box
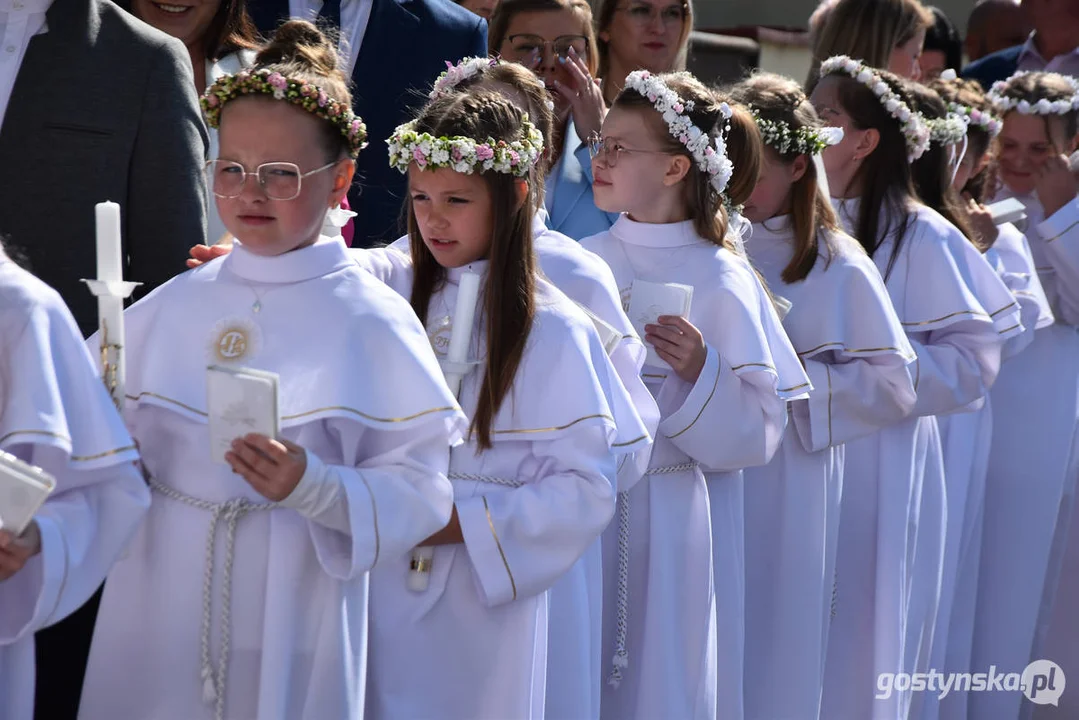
[962,0,1079,90]
[249,0,487,247]
[0,0,207,717]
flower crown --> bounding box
[987,71,1079,117]
[925,112,968,146]
[202,68,368,158]
[429,57,498,99]
[819,55,930,160]
[387,115,544,177]
[623,70,734,195]
[749,109,844,155]
[946,102,1003,137]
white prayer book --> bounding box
[574,301,624,356]
[0,450,56,536]
[627,279,694,369]
[207,365,280,464]
[986,197,1027,227]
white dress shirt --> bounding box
[0,0,51,126]
[287,0,372,75]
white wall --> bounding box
[692,0,975,35]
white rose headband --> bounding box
[938,69,1003,138]
[819,55,931,161]
[987,71,1079,116]
[429,56,556,112]
[622,70,735,195]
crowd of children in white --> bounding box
[1,16,1078,720]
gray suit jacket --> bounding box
[0,0,208,336]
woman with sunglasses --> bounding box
[593,0,696,107]
[490,0,619,241]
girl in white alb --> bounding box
[972,70,1079,720]
[78,23,466,720]
[811,56,1018,720]
[582,71,809,720]
[730,73,916,720]
[0,253,151,720]
[362,88,648,720]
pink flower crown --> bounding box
[201,68,368,158]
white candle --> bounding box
[95,202,123,284]
[443,270,482,397]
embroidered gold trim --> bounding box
[0,430,136,463]
[797,341,907,357]
[491,413,615,435]
[730,361,774,372]
[998,323,1021,335]
[1042,218,1079,243]
[900,309,989,327]
[0,429,70,446]
[642,373,668,380]
[665,361,721,440]
[483,495,517,601]
[779,381,812,394]
[356,471,380,566]
[612,434,649,448]
[825,364,834,448]
[127,391,457,424]
[73,444,139,462]
[989,301,1019,318]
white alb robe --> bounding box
[0,259,151,720]
[361,259,645,720]
[975,193,1079,720]
[78,237,466,720]
[823,200,1016,720]
[743,219,915,720]
[583,216,809,720]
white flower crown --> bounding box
[386,116,544,177]
[947,103,1003,137]
[429,57,498,99]
[819,55,930,160]
[622,70,734,195]
[750,109,844,155]
[987,71,1079,116]
[925,112,968,146]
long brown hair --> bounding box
[613,72,760,251]
[808,0,932,92]
[489,0,599,76]
[730,72,841,283]
[253,21,353,161]
[826,69,917,279]
[406,90,537,449]
[906,81,982,249]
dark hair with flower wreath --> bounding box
[202,21,365,161]
[730,72,842,284]
[406,89,538,450]
[906,81,982,249]
[929,75,999,201]
[990,72,1079,153]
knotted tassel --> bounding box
[607,649,629,688]
[202,665,217,704]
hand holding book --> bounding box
[226,434,307,503]
[0,523,41,581]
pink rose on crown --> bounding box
[476,145,495,161]
[413,148,427,166]
[508,150,520,165]
[318,90,328,107]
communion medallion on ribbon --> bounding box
[208,317,261,364]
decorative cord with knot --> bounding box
[447,471,525,489]
[608,461,700,689]
[148,477,279,720]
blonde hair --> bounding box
[808,0,933,91]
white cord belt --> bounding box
[148,477,279,720]
[608,461,700,688]
[447,471,525,489]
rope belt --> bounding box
[148,477,279,720]
[608,461,700,688]
[448,471,525,489]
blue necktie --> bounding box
[318,0,341,28]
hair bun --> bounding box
[256,20,340,76]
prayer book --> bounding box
[627,279,694,369]
[986,197,1027,227]
[0,450,56,536]
[207,365,280,463]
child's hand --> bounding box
[1035,153,1079,217]
[0,524,41,582]
[964,195,999,251]
[186,243,232,269]
[645,315,707,384]
[226,434,307,502]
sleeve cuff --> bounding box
[0,515,66,642]
[791,358,832,453]
[659,345,721,440]
[457,495,517,607]
[1036,198,1079,244]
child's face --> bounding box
[216,98,348,256]
[810,77,861,193]
[888,29,927,81]
[591,105,679,215]
[997,112,1070,195]
[952,148,988,192]
[408,167,493,268]
[743,147,799,223]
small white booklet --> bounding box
[0,450,56,536]
[986,197,1027,227]
[207,365,280,464]
[627,279,694,369]
[574,301,624,356]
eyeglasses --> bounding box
[587,135,670,168]
[615,2,687,27]
[205,159,339,201]
[505,33,589,61]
